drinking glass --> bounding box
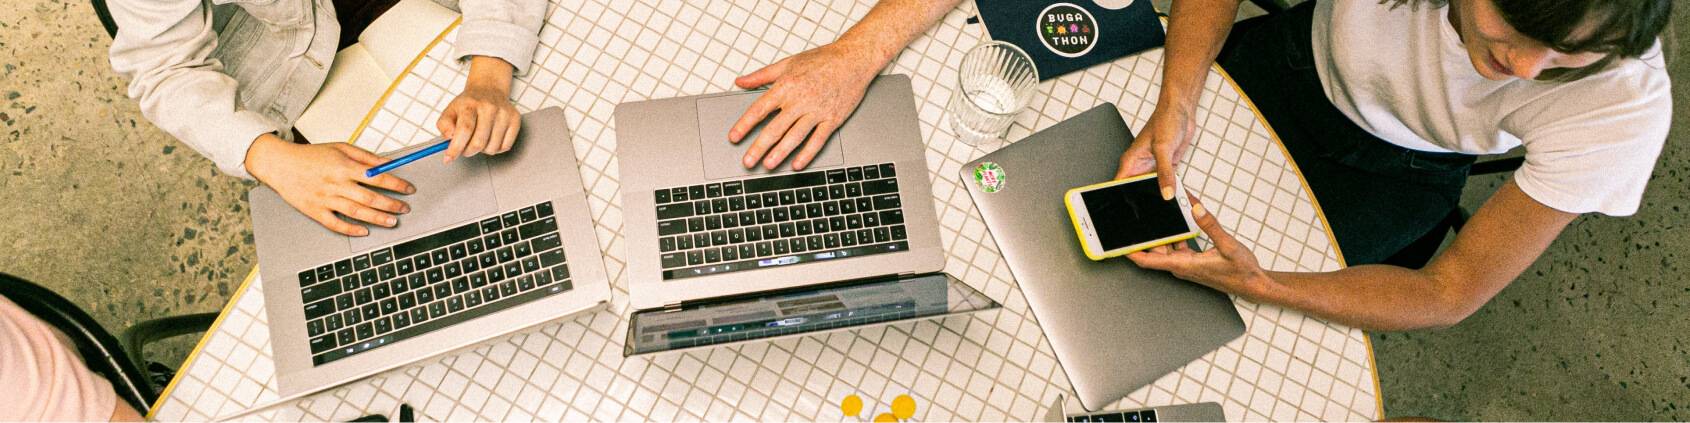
[948,41,1040,146]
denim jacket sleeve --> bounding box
[452,0,546,75]
[107,0,278,179]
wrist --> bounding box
[465,56,514,93]
[830,35,897,76]
[1237,269,1278,299]
[243,133,289,182]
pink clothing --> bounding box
[0,296,120,421]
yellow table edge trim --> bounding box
[1207,63,1385,420]
[147,18,462,418]
[146,266,259,418]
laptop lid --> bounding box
[958,103,1243,411]
[625,272,998,356]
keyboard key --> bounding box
[846,182,862,197]
[738,244,755,259]
[677,235,694,250]
[380,298,398,315]
[342,309,362,325]
[326,313,344,331]
[840,199,856,214]
[416,287,435,303]
[411,308,427,323]
[536,201,554,217]
[796,188,813,203]
[660,237,676,252]
[826,169,847,183]
[447,296,464,313]
[315,264,335,281]
[353,254,371,271]
[413,253,432,269]
[371,249,393,265]
[863,165,880,179]
[398,292,416,309]
[466,290,482,307]
[515,242,533,258]
[874,227,891,243]
[828,185,845,200]
[500,211,519,228]
[688,185,706,199]
[661,253,685,269]
[503,262,522,278]
[519,206,538,223]
[687,251,703,265]
[855,197,872,212]
[482,286,501,302]
[335,293,354,310]
[880,210,905,225]
[393,311,411,329]
[862,178,898,195]
[372,282,391,299]
[656,203,693,220]
[301,281,340,304]
[704,248,721,263]
[469,272,488,288]
[518,275,535,291]
[706,183,723,198]
[825,233,841,248]
[445,262,462,278]
[539,249,566,267]
[304,299,335,319]
[497,247,515,264]
[453,277,471,295]
[336,328,356,345]
[480,216,503,233]
[333,259,353,277]
[360,303,380,320]
[522,257,541,274]
[892,225,907,240]
[310,334,336,354]
[1140,410,1157,422]
[879,163,896,177]
[429,302,446,318]
[467,238,485,254]
[721,246,738,261]
[483,233,502,249]
[298,270,316,287]
[307,319,326,337]
[655,189,671,204]
[500,281,518,297]
[501,229,520,245]
[705,215,722,230]
[672,187,689,202]
[449,244,467,260]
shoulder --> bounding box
[1509,48,1671,143]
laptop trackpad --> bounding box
[696,92,846,180]
[348,155,498,252]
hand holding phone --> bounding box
[1064,173,1199,260]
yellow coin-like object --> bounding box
[891,394,916,420]
[841,394,863,417]
[873,412,898,423]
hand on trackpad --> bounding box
[696,92,846,180]
[346,152,498,251]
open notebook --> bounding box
[293,0,459,144]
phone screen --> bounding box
[1080,179,1189,251]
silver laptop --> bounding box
[250,107,611,398]
[624,272,998,356]
[615,74,945,311]
[960,103,1244,411]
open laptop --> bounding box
[614,74,946,311]
[960,103,1245,411]
[249,107,611,399]
[625,272,998,356]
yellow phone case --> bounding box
[1064,173,1199,261]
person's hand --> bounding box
[1115,102,1198,200]
[436,56,520,164]
[1126,195,1269,291]
[245,134,415,237]
[730,42,882,171]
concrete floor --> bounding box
[3,0,1687,420]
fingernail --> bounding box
[385,217,397,226]
[1193,202,1208,218]
[401,205,411,213]
[1161,187,1174,201]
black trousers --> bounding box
[1213,2,1477,265]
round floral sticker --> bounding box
[974,162,1006,193]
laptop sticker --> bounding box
[1036,3,1099,58]
[974,162,1006,193]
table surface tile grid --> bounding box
[152,0,1377,420]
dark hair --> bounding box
[1384,0,1673,81]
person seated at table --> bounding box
[1122,0,1671,330]
[0,296,144,421]
[107,0,546,237]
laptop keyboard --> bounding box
[1070,409,1158,422]
[296,201,574,366]
[653,162,910,280]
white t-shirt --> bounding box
[1310,1,1672,216]
[0,297,120,421]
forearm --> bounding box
[1158,0,1244,111]
[834,0,966,69]
[1250,266,1470,331]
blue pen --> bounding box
[365,138,452,178]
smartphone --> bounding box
[1064,173,1199,260]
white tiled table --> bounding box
[151,1,1382,420]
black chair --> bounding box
[0,273,216,415]
[91,0,117,38]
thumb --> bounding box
[1155,151,1179,201]
[1187,195,1241,253]
[735,59,787,89]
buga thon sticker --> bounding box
[1036,3,1099,58]
[974,162,1006,193]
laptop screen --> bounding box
[626,273,998,355]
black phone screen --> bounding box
[1079,178,1189,251]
